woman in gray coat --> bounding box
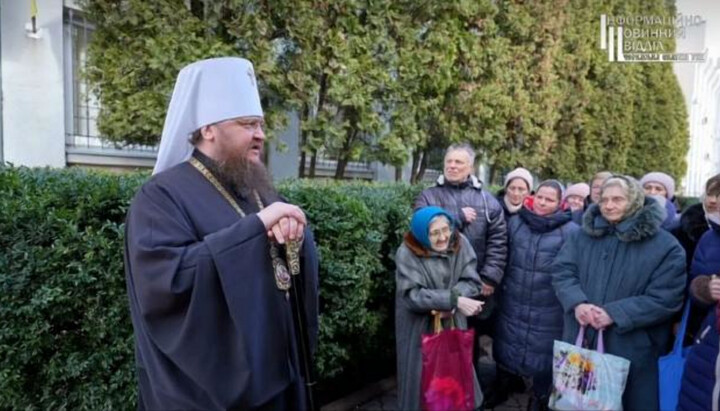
[396,206,485,410]
[551,175,686,410]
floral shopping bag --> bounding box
[421,312,475,411]
[549,326,630,410]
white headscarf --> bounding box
[152,57,264,174]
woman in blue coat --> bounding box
[677,211,720,411]
[495,180,578,410]
[551,175,686,411]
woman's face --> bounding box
[590,178,604,203]
[566,195,585,211]
[506,178,530,206]
[643,182,668,198]
[704,192,719,213]
[599,186,630,224]
[534,186,561,216]
[428,217,452,252]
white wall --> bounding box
[674,0,720,196]
[1,0,65,167]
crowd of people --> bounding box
[122,56,718,411]
[396,143,720,411]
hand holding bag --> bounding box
[421,311,475,411]
[549,326,631,410]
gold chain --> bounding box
[189,157,298,294]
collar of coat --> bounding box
[582,196,666,242]
[518,206,573,233]
[403,231,461,257]
[709,215,720,233]
[436,174,483,190]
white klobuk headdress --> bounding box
[153,57,263,174]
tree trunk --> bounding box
[335,156,348,180]
[488,163,497,186]
[299,149,307,178]
[298,104,309,178]
[189,0,204,19]
[334,128,356,180]
[309,151,317,178]
[409,149,422,184]
[395,166,403,182]
[416,148,429,183]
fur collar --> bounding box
[436,174,483,190]
[403,231,461,257]
[582,197,666,242]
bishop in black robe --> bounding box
[124,151,319,410]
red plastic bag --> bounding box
[421,313,475,411]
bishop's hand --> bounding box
[257,202,305,228]
[268,217,305,244]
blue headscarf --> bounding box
[410,206,456,249]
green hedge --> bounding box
[0,166,422,409]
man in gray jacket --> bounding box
[414,143,507,299]
[414,143,508,399]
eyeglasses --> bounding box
[235,118,265,132]
[429,226,451,239]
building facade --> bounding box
[675,0,720,196]
[0,0,399,180]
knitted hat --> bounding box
[565,183,590,199]
[640,172,675,199]
[410,207,455,249]
[504,167,533,191]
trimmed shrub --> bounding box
[0,167,143,408]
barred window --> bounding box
[63,7,156,153]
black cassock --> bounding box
[124,157,319,410]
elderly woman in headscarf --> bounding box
[395,206,485,410]
[494,180,579,411]
[551,175,686,411]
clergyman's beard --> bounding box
[215,150,277,202]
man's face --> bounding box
[443,150,472,183]
[211,116,265,164]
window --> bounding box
[63,8,156,155]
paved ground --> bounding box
[355,386,529,411]
[354,336,531,411]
